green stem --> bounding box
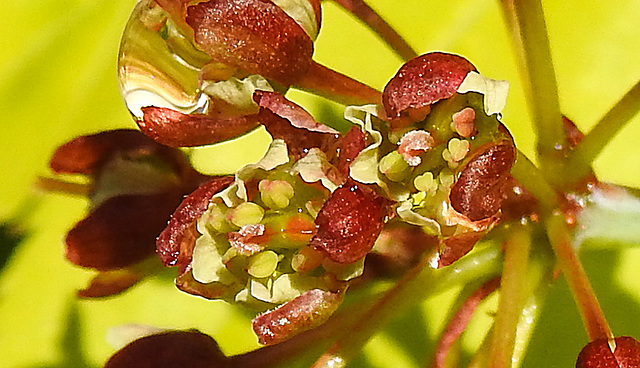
[499,0,566,180]
[511,150,558,213]
[545,214,613,341]
[568,78,640,177]
[509,260,552,368]
[35,177,92,196]
[488,224,532,368]
[310,244,505,367]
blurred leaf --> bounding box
[0,222,26,275]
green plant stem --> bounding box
[509,246,554,367]
[488,224,531,368]
[35,177,92,196]
[331,0,417,61]
[310,244,505,367]
[568,78,640,178]
[546,214,613,341]
[499,0,567,181]
[468,325,494,368]
[511,150,558,213]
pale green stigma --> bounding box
[259,179,295,209]
[228,202,265,227]
[247,250,280,278]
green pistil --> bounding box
[379,150,410,182]
[247,250,280,278]
[259,179,295,209]
[228,202,265,227]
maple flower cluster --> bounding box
[43,0,640,367]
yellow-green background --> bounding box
[1,0,640,367]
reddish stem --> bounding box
[295,61,382,106]
[330,0,417,61]
[431,278,501,368]
[546,214,613,341]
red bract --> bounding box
[576,336,640,368]
[186,0,314,86]
[254,90,340,159]
[382,52,476,124]
[311,180,389,264]
[139,106,260,147]
[105,330,230,368]
[48,129,207,297]
[450,140,517,222]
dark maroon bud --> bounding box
[50,129,185,175]
[450,140,516,222]
[105,330,230,368]
[66,191,183,271]
[310,179,389,263]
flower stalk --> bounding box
[499,0,567,184]
[546,213,613,341]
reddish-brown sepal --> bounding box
[157,176,235,271]
[576,336,640,368]
[186,0,314,86]
[252,289,343,345]
[310,180,389,264]
[450,140,517,222]
[382,52,476,123]
[139,106,259,147]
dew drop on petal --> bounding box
[118,0,211,119]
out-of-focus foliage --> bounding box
[1,0,639,367]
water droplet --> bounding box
[118,0,211,119]
[323,355,346,368]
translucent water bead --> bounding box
[118,0,211,119]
